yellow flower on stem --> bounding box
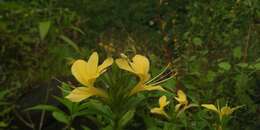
[150,95,170,119]
[201,103,242,121]
[116,54,171,96]
[175,90,188,111]
[66,52,113,102]
[174,90,198,117]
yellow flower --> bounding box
[66,52,113,102]
[150,95,170,119]
[115,54,167,96]
[201,103,242,121]
[174,90,198,117]
[174,90,188,111]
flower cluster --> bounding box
[150,90,198,118]
[66,51,242,127]
[66,52,169,102]
[150,90,242,120]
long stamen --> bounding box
[149,75,173,86]
[146,64,170,84]
[149,69,175,84]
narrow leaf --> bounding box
[60,35,81,53]
[70,26,85,35]
[218,62,231,71]
[26,105,61,112]
[118,109,135,129]
[233,47,242,59]
[192,37,202,46]
[254,63,260,70]
[39,21,51,40]
[52,111,70,124]
[54,96,76,114]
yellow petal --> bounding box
[129,83,143,96]
[150,107,169,118]
[144,85,166,92]
[65,87,94,102]
[71,60,93,86]
[66,87,108,102]
[175,90,187,104]
[131,55,150,75]
[98,57,113,74]
[116,55,150,82]
[120,53,128,59]
[201,104,219,113]
[129,84,166,96]
[87,52,99,76]
[150,107,162,114]
[221,105,242,116]
[220,106,233,116]
[159,95,169,108]
[115,58,134,73]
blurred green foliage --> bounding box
[0,0,259,129]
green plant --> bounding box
[28,52,174,130]
[0,89,15,128]
[0,0,259,129]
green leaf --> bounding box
[0,106,13,116]
[70,26,85,35]
[101,125,113,130]
[58,82,72,97]
[78,102,92,111]
[0,121,8,127]
[233,47,242,59]
[0,89,10,100]
[26,105,61,112]
[81,126,91,130]
[248,65,255,69]
[162,77,176,89]
[71,102,108,118]
[52,111,70,124]
[236,63,248,68]
[142,115,159,129]
[190,17,196,23]
[207,71,216,82]
[192,37,202,46]
[0,102,10,106]
[86,100,114,121]
[71,110,93,118]
[118,109,135,129]
[60,35,81,53]
[218,62,231,71]
[39,21,51,40]
[54,96,76,113]
[254,63,260,70]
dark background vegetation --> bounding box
[0,0,259,129]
